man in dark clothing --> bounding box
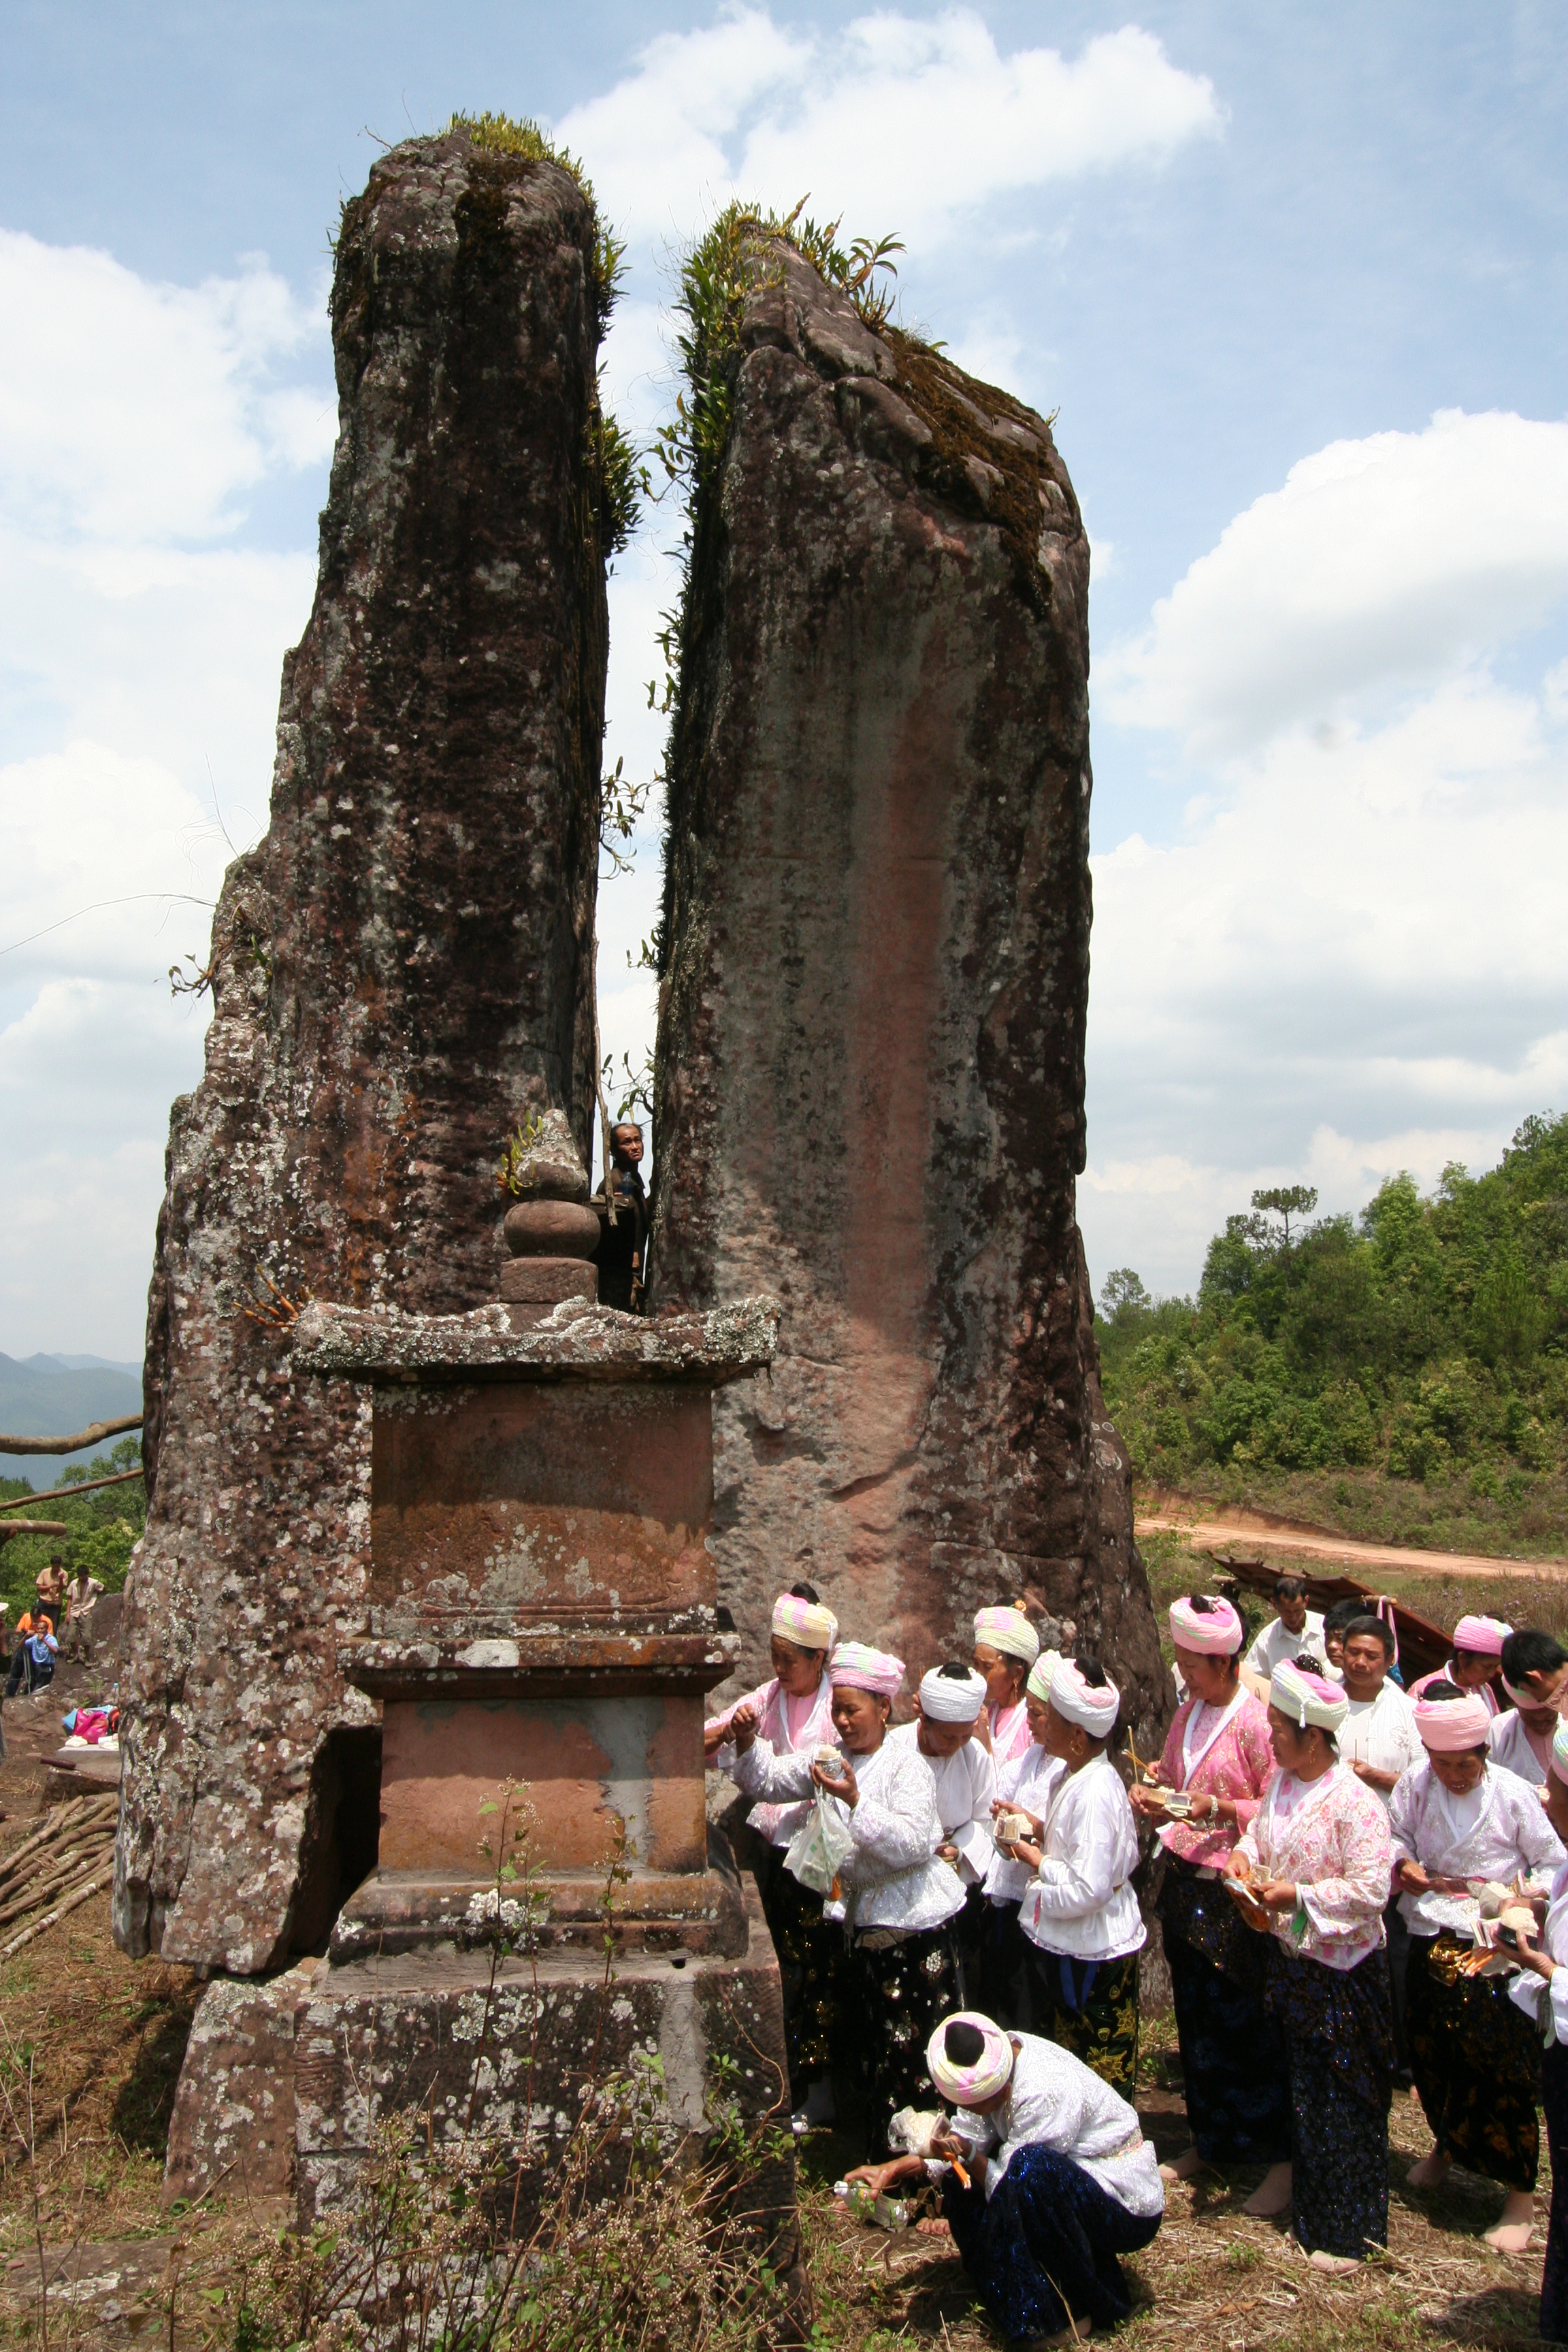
[593,1120,648,1313]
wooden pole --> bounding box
[0,1413,142,1456]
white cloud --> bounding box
[0,229,332,543]
[1100,409,1568,755]
[560,10,1222,250]
[0,234,329,1355]
[1080,410,1568,1299]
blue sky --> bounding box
[1,2,1565,1355]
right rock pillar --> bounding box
[651,233,1166,1744]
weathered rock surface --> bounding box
[651,241,1167,1744]
[116,129,612,1971]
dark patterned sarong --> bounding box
[1405,1931,1540,2191]
[1264,1941,1393,2260]
[850,1921,961,2156]
[976,1899,1033,2032]
[1158,1855,1290,2164]
[943,2142,1159,2340]
[1022,1942,1140,2093]
[752,1844,849,2104]
[1541,2037,1568,2342]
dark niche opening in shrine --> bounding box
[287,1725,383,1957]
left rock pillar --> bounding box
[115,126,613,1972]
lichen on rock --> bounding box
[648,219,1168,1742]
[116,125,620,1973]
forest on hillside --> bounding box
[0,1435,146,1618]
[1098,1112,1568,1551]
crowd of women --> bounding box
[706,1580,1568,2345]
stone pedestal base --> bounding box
[164,1883,801,2304]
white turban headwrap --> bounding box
[1169,1595,1243,1655]
[1270,1659,1348,1734]
[974,1605,1040,1667]
[926,2011,1015,2107]
[919,1666,987,1723]
[1049,1657,1121,1736]
[771,1590,837,1650]
[1026,1648,1062,1703]
[830,1642,904,1697]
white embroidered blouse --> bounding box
[709,1674,837,1846]
[1388,1759,1564,1938]
[1017,1752,1145,1961]
[886,1722,997,1884]
[733,1731,966,1932]
[936,2032,1164,2217]
[1233,1761,1390,1970]
[983,1742,1066,1906]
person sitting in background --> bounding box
[843,2011,1163,2346]
[1241,1576,1326,1693]
[978,1650,1064,2031]
[1489,1629,1568,1787]
[972,1605,1040,1775]
[1011,1656,1145,2091]
[1408,1613,1511,1715]
[5,1617,59,1697]
[1392,1682,1564,2253]
[591,1119,648,1313]
[889,1665,996,2001]
[61,1565,105,1662]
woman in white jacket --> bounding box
[1506,1720,1568,2340]
[1008,1655,1145,2090]
[731,1640,966,2151]
[706,1582,840,2130]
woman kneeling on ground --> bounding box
[1391,1681,1564,2252]
[1131,1593,1290,2210]
[730,1641,965,2151]
[706,1582,842,2133]
[845,2009,1163,2348]
[1226,1659,1394,2272]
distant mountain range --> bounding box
[0,1352,144,1486]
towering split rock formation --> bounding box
[116,128,615,1970]
[651,229,1166,1742]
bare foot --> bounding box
[1243,2161,1293,2217]
[1308,2247,1360,2274]
[915,2217,951,2240]
[1406,2150,1452,2190]
[1159,2146,1207,2183]
[1484,2191,1535,2254]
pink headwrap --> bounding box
[829,1642,904,1697]
[1414,1693,1494,1752]
[1169,1595,1243,1655]
[1552,1722,1568,1787]
[1270,1660,1348,1733]
[1452,1614,1511,1658]
[926,2011,1015,2106]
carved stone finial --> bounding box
[497,1109,599,1324]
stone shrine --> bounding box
[165,1178,798,2257]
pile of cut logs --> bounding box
[0,1791,118,1959]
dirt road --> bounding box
[1138,1498,1568,1582]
